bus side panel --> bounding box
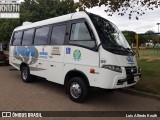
[45,46,65,85]
[28,46,49,79]
[9,46,21,70]
[63,46,99,87]
[9,45,48,79]
[9,43,65,85]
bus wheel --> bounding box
[21,66,33,83]
[67,77,88,103]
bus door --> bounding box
[46,24,67,84]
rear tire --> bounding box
[21,66,33,83]
[67,77,89,103]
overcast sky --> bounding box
[86,5,160,34]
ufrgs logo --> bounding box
[126,56,134,64]
[0,0,20,18]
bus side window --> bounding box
[12,31,23,46]
[22,29,34,46]
[69,22,96,49]
[50,25,66,45]
[34,26,49,45]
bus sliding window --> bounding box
[12,31,23,46]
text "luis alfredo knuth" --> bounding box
[126,113,157,118]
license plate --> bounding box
[134,76,139,81]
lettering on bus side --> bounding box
[39,51,48,59]
[51,46,61,55]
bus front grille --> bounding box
[125,66,137,77]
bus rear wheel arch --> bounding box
[20,64,35,83]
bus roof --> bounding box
[14,11,88,31]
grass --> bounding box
[138,48,160,57]
[132,49,160,95]
[134,60,160,95]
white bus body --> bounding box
[9,12,141,102]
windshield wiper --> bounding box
[109,44,135,55]
[119,46,136,56]
[126,48,136,55]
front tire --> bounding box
[67,77,89,103]
[21,66,33,83]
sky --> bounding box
[87,6,160,33]
[73,0,160,33]
[86,6,160,34]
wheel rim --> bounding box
[70,82,82,99]
[22,68,28,80]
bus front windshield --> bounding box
[88,13,134,55]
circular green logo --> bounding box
[73,50,81,61]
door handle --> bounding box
[39,63,42,65]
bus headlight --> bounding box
[102,65,122,73]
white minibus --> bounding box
[9,12,141,102]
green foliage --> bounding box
[122,30,137,45]
[139,30,160,45]
[20,0,76,22]
[79,0,160,20]
[0,0,77,43]
[0,19,21,43]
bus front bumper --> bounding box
[96,67,141,89]
[117,73,141,85]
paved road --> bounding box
[0,65,159,120]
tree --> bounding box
[0,19,21,43]
[138,30,159,46]
[0,0,77,43]
[78,0,160,20]
[20,0,77,22]
[145,30,159,46]
[122,30,137,45]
